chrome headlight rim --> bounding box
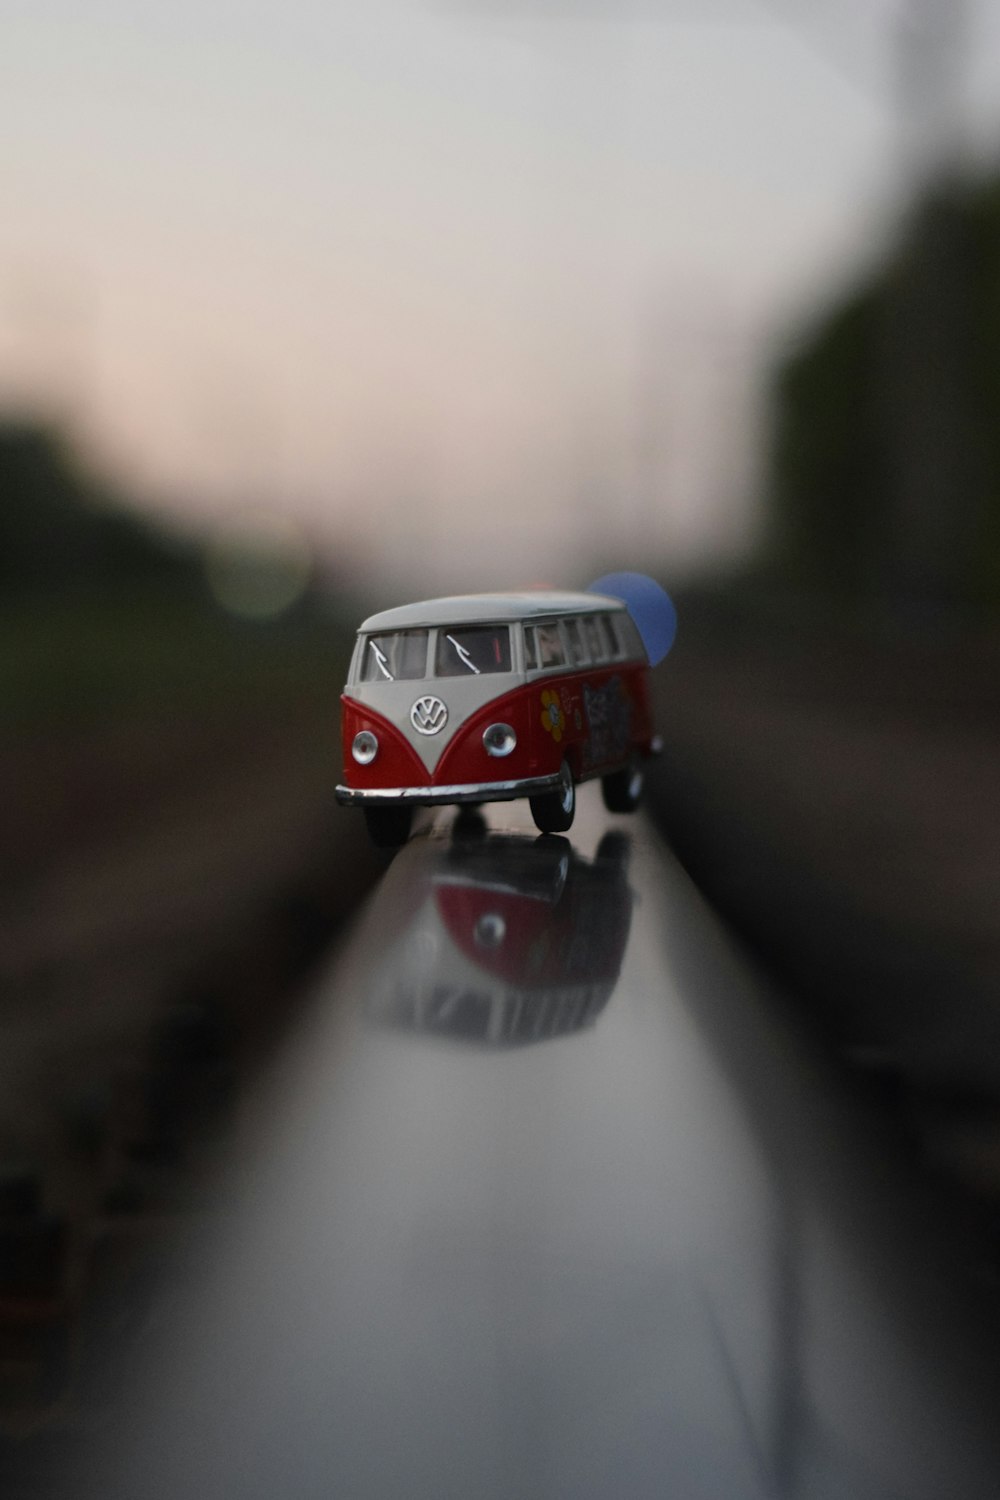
[474,912,507,948]
[483,722,516,758]
[352,730,379,765]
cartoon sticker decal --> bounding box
[582,674,632,770]
[540,688,565,743]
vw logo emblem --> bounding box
[411,695,448,735]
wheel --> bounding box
[452,806,488,840]
[596,829,631,866]
[364,806,413,848]
[530,761,576,835]
[601,757,644,814]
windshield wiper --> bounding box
[446,634,480,674]
[369,641,393,680]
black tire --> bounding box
[364,806,413,849]
[452,806,488,840]
[530,762,576,835]
[596,829,631,866]
[601,758,644,814]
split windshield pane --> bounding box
[435,625,512,676]
[359,630,429,681]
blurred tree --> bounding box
[0,419,196,598]
[768,283,886,598]
[765,170,1000,612]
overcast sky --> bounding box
[4,0,1000,589]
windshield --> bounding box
[359,630,429,682]
[435,625,512,677]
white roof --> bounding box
[359,591,625,632]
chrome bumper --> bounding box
[335,771,564,808]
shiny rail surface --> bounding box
[98,797,1000,1499]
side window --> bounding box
[615,612,645,661]
[523,625,538,672]
[597,614,620,660]
[535,622,565,670]
[349,637,365,683]
[582,614,605,663]
[563,617,587,665]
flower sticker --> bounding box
[540,688,565,743]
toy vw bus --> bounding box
[335,591,661,846]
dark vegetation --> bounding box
[766,171,1000,612]
[0,419,350,726]
[649,163,1000,1278]
[0,418,381,1446]
[0,421,195,599]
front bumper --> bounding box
[335,771,564,808]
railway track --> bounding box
[80,795,1000,1499]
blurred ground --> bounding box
[0,586,383,1443]
[0,696,379,1174]
[647,586,1000,1234]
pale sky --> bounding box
[4,0,1000,590]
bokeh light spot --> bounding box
[205,510,312,620]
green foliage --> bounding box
[0,419,196,597]
[0,418,352,726]
[763,169,1000,608]
[769,284,887,596]
[965,176,1000,603]
[0,586,351,727]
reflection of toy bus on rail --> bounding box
[370,833,633,1048]
[336,591,664,846]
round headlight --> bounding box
[474,912,506,949]
[483,722,516,758]
[352,730,379,764]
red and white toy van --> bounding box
[335,591,662,846]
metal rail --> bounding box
[99,797,1000,1499]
